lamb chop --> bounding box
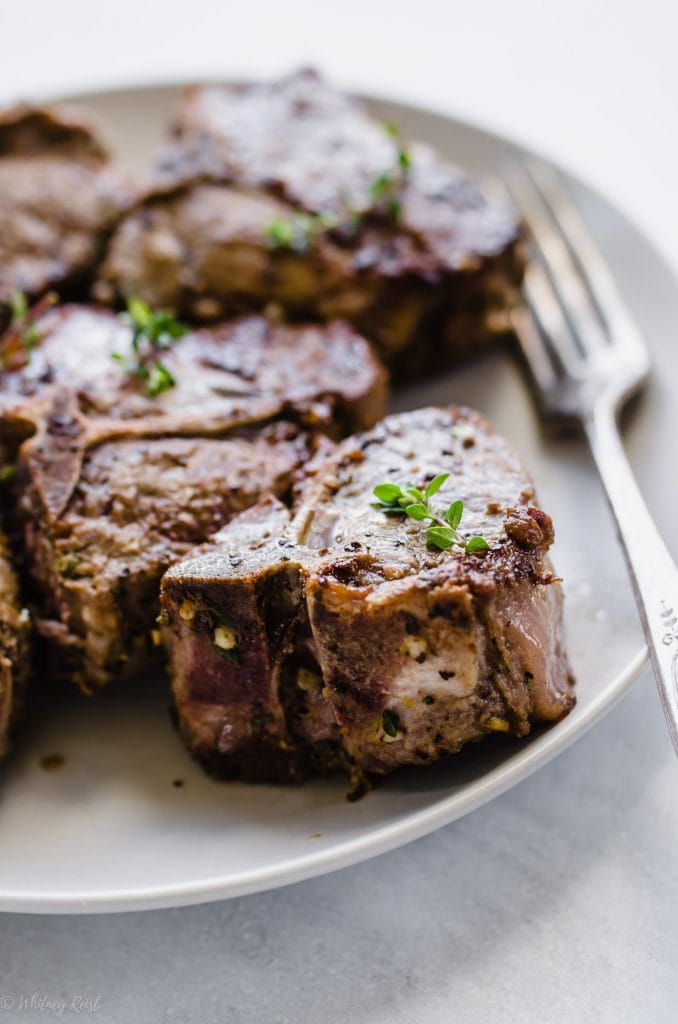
[0,527,30,759]
[16,402,313,691]
[0,303,387,452]
[94,69,524,375]
[0,104,132,328]
[0,303,386,690]
[160,407,574,786]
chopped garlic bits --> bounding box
[179,600,196,624]
[213,625,237,651]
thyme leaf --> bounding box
[446,500,464,529]
[465,535,490,553]
[371,475,490,553]
[381,709,400,737]
[265,210,338,252]
[373,482,403,504]
[365,121,412,222]
[114,298,186,397]
[1,290,57,370]
[425,525,456,549]
[146,361,176,397]
[425,473,449,500]
[9,290,28,322]
[263,121,413,248]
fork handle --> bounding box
[585,402,678,754]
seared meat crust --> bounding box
[1,303,385,690]
[95,69,524,373]
[0,304,387,452]
[17,399,313,690]
[0,528,30,759]
[161,407,574,784]
[0,80,571,789]
[0,105,133,327]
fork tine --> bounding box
[521,260,581,376]
[489,163,650,424]
[483,176,564,394]
[501,173,584,374]
[510,303,562,403]
[527,162,649,373]
[503,165,612,366]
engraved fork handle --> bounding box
[585,398,678,754]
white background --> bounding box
[0,0,677,272]
[0,4,676,1022]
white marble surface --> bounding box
[1,675,676,1022]
[1,0,677,274]
[0,2,677,1020]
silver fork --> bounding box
[501,163,678,754]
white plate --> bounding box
[4,82,676,915]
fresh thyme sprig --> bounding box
[113,298,186,397]
[9,291,39,346]
[265,211,339,252]
[264,121,413,249]
[367,121,412,221]
[372,472,490,553]
[0,290,57,371]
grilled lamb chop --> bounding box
[0,105,132,328]
[16,402,313,691]
[160,407,574,786]
[1,306,385,690]
[0,304,387,453]
[0,527,30,758]
[94,69,524,374]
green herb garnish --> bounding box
[55,553,80,578]
[264,121,412,249]
[2,290,56,369]
[265,210,338,252]
[465,535,490,553]
[146,361,176,397]
[372,473,490,553]
[127,297,186,351]
[114,298,186,397]
[382,708,400,737]
[365,121,412,222]
[9,290,28,323]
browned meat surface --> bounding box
[0,104,132,328]
[0,304,387,452]
[95,69,524,374]
[0,78,572,792]
[16,399,313,691]
[0,528,30,758]
[161,407,573,785]
[2,302,385,690]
